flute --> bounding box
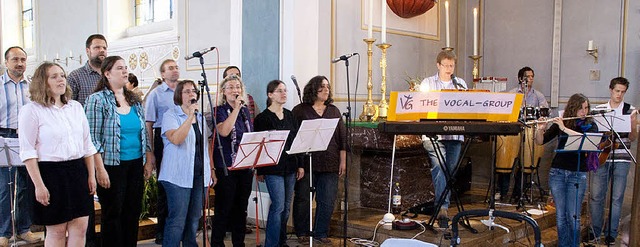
[525,115,595,125]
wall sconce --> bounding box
[586,40,598,64]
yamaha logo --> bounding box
[443,125,465,132]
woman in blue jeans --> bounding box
[254,80,304,247]
[535,93,598,247]
[159,80,214,246]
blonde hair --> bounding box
[29,62,72,106]
[217,75,247,106]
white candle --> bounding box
[368,0,373,39]
[381,0,387,43]
[473,8,478,56]
[43,54,47,61]
[588,40,594,50]
[445,1,450,47]
[69,50,73,57]
[56,53,59,59]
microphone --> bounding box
[184,47,215,60]
[590,108,615,115]
[190,99,199,113]
[291,75,302,102]
[331,53,358,63]
[236,95,245,106]
[451,74,466,90]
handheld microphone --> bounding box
[190,99,199,113]
[236,95,246,106]
[184,47,216,60]
[331,53,358,63]
[590,108,615,115]
[291,75,302,102]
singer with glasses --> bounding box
[588,77,638,244]
[418,50,467,221]
[254,80,304,247]
[291,75,347,244]
[210,75,254,247]
[84,56,153,247]
[159,80,214,246]
[535,93,598,247]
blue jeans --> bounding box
[589,161,630,238]
[423,139,462,209]
[161,175,204,247]
[264,173,296,247]
[549,168,587,247]
[0,166,32,238]
[313,172,339,238]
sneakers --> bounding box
[494,193,501,201]
[0,237,8,247]
[604,235,616,245]
[18,231,41,243]
[297,236,309,244]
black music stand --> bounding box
[0,137,21,247]
[555,133,603,245]
[287,118,339,247]
[423,136,476,234]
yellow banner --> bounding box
[388,91,523,122]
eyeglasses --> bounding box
[224,86,242,90]
[439,63,455,69]
[182,89,198,94]
[273,89,287,94]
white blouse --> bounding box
[18,100,97,162]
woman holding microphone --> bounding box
[159,79,213,246]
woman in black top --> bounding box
[254,80,304,247]
[535,93,598,247]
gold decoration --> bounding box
[469,55,482,80]
[359,38,379,122]
[172,47,180,60]
[139,52,149,69]
[128,53,138,70]
[377,43,392,120]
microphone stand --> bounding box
[599,112,636,246]
[515,80,530,212]
[195,53,228,246]
[339,58,352,247]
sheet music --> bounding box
[287,118,339,155]
[0,137,23,167]
[562,133,603,152]
[592,114,631,133]
[230,130,290,170]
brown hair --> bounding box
[266,80,285,107]
[436,50,457,64]
[29,62,72,106]
[94,56,141,106]
[159,59,176,73]
[562,93,593,129]
[173,80,199,105]
[217,75,247,105]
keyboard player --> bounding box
[419,50,467,221]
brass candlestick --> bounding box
[587,48,599,63]
[359,38,379,122]
[442,47,454,51]
[469,55,482,80]
[377,43,392,120]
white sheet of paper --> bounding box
[0,137,23,167]
[562,133,603,152]
[287,118,339,155]
[231,130,290,169]
[592,114,631,133]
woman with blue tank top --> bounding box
[85,56,153,247]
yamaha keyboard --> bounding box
[378,121,523,136]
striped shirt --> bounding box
[85,89,151,166]
[144,82,175,128]
[68,62,101,105]
[0,71,30,129]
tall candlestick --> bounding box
[368,0,373,39]
[381,0,387,43]
[473,8,478,56]
[444,1,450,48]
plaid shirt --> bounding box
[68,62,101,105]
[85,89,151,166]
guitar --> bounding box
[597,132,619,165]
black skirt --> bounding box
[29,158,93,225]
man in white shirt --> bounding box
[588,77,638,244]
[419,50,467,221]
[0,46,40,247]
